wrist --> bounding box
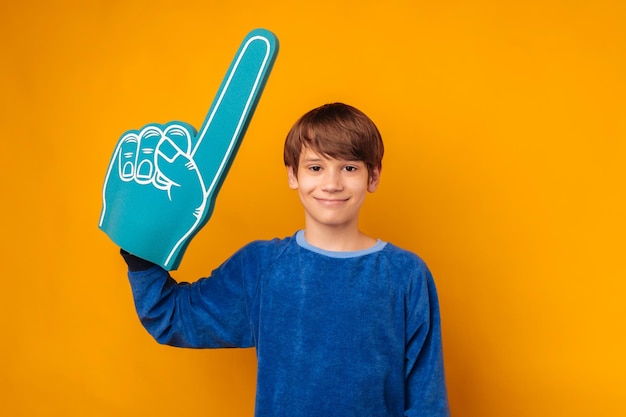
[120,249,157,272]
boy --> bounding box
[120,102,450,416]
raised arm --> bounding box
[121,250,255,349]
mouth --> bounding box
[314,197,349,206]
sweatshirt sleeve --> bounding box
[125,248,256,349]
[404,264,450,417]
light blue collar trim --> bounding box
[295,230,387,258]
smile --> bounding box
[315,197,349,205]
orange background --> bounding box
[1,1,625,416]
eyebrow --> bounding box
[302,156,365,165]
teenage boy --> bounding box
[120,102,450,416]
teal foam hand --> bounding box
[99,29,279,270]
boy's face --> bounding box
[287,147,380,230]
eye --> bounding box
[309,165,322,172]
[344,165,358,172]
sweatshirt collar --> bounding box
[295,230,387,258]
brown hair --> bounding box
[283,103,384,177]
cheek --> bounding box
[294,174,316,191]
[349,177,371,192]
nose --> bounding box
[321,169,343,192]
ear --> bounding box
[367,167,381,193]
[286,166,299,190]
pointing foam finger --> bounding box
[191,29,279,196]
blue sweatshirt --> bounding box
[126,231,449,416]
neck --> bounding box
[302,222,377,252]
